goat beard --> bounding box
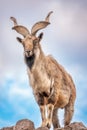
[24,54,35,69]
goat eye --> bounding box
[22,42,25,47]
[33,39,38,44]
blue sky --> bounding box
[0,0,87,129]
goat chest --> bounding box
[27,66,52,96]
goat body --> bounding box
[11,11,76,129]
[26,49,76,128]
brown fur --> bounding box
[27,47,76,128]
[11,12,76,129]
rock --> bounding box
[36,127,49,130]
[68,122,87,130]
[14,119,35,130]
[0,120,87,130]
[1,127,13,130]
[56,122,87,130]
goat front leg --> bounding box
[40,105,47,127]
[46,104,54,128]
[36,93,47,127]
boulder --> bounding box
[36,127,49,130]
[1,127,13,130]
[56,122,87,130]
[14,119,35,130]
[0,120,87,130]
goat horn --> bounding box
[10,17,30,37]
[31,11,53,35]
[45,11,53,22]
[10,17,18,26]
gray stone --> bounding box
[14,119,35,130]
[1,120,87,130]
[36,127,49,130]
[1,127,13,130]
[56,122,87,130]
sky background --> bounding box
[0,0,87,129]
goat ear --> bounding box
[38,32,43,41]
[16,37,23,43]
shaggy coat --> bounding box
[11,11,76,129]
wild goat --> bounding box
[10,11,76,129]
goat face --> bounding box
[11,11,53,66]
[10,11,53,57]
[17,33,43,58]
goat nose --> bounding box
[25,50,30,57]
[25,50,30,53]
[25,50,32,55]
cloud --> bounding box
[50,1,87,44]
[0,76,41,128]
[8,83,32,100]
[0,0,87,73]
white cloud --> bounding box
[8,83,33,101]
[42,1,87,48]
[0,0,87,77]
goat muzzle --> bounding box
[25,50,33,57]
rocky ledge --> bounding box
[0,119,87,130]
